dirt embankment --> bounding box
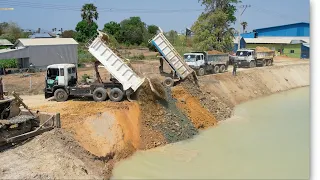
[0,63,309,179]
[199,63,309,109]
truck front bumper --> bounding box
[235,60,250,67]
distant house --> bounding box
[0,39,13,49]
[244,37,309,59]
[234,22,310,58]
[0,38,78,68]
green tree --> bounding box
[61,30,76,38]
[103,21,121,39]
[75,3,99,42]
[118,17,147,45]
[81,3,99,24]
[75,20,98,42]
[147,25,159,35]
[241,21,248,33]
[192,0,240,52]
[166,30,178,44]
[0,22,27,43]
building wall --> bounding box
[255,23,310,37]
[301,45,309,59]
[246,43,302,58]
[28,44,78,68]
[283,44,302,58]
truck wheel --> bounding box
[197,68,205,76]
[109,88,124,102]
[262,60,266,67]
[266,60,272,66]
[92,87,108,102]
[249,61,256,68]
[54,89,68,102]
[219,65,226,73]
[213,66,220,74]
[163,77,174,87]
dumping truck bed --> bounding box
[149,29,195,80]
[87,31,145,92]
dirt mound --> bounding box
[255,46,274,52]
[207,50,225,55]
[180,77,232,121]
[0,129,110,179]
[172,86,217,129]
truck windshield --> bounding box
[47,68,59,80]
[236,51,250,56]
[184,54,196,62]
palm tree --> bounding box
[241,22,248,33]
[81,3,99,24]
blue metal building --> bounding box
[254,22,309,37]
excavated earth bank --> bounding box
[0,63,309,179]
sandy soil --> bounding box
[0,129,110,179]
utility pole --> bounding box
[238,4,251,50]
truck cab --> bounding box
[45,64,77,99]
[183,52,206,69]
[234,49,257,68]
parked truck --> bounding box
[44,31,146,102]
[234,48,275,68]
[149,28,198,87]
[183,51,229,76]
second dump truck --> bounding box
[149,28,197,87]
[234,48,275,68]
[184,51,229,76]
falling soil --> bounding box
[172,86,218,129]
[180,77,232,121]
[136,80,198,148]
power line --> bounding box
[0,1,204,13]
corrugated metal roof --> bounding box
[17,38,79,46]
[244,37,309,44]
[29,33,53,38]
[254,22,309,31]
[0,39,13,46]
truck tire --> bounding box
[249,61,256,68]
[266,59,272,66]
[262,60,266,67]
[109,88,124,102]
[219,65,226,73]
[197,68,205,76]
[213,66,220,74]
[92,87,108,102]
[164,77,174,87]
[54,89,68,102]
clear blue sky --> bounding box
[0,0,310,33]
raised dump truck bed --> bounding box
[87,31,145,92]
[150,29,194,81]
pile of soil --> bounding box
[255,46,274,52]
[0,129,110,179]
[172,86,217,129]
[207,50,225,55]
[180,77,232,121]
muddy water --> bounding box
[112,87,310,179]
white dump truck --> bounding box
[44,31,145,102]
[149,28,197,87]
[183,51,229,76]
[234,48,275,68]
